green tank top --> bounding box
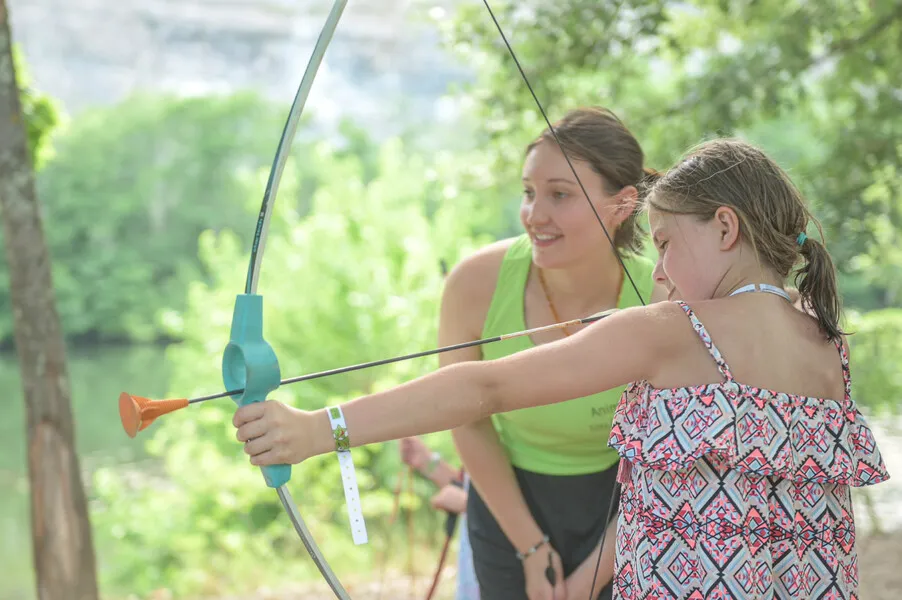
[482,234,655,475]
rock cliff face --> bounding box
[8,0,470,135]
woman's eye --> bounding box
[553,191,568,200]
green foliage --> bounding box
[7,3,902,595]
[843,146,902,309]
[0,92,316,346]
[0,84,518,349]
[13,46,60,169]
[848,308,902,415]
[441,0,902,308]
[91,138,495,597]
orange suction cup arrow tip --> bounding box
[119,392,189,438]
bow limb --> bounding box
[245,0,348,296]
[222,1,352,599]
[479,2,646,598]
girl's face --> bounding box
[648,206,736,301]
[520,142,632,269]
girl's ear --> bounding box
[713,206,741,250]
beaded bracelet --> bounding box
[516,534,550,561]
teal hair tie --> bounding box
[796,232,808,246]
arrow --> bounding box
[118,308,618,438]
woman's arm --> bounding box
[437,251,554,556]
[453,419,548,551]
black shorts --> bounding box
[466,464,619,600]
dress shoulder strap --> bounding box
[675,300,734,382]
[833,337,852,406]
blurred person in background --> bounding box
[400,436,478,599]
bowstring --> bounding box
[480,2,647,598]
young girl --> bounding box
[234,139,889,599]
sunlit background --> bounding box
[2,0,900,598]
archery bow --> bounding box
[220,1,351,598]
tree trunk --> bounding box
[0,2,99,599]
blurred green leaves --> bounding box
[5,3,902,595]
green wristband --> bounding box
[328,406,350,452]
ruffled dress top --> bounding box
[608,301,889,599]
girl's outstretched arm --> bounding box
[234,303,666,467]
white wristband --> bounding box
[327,405,368,545]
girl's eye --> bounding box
[553,191,568,200]
[523,189,535,200]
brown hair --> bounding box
[526,107,658,255]
[646,139,843,341]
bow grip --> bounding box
[222,293,289,488]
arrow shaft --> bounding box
[188,310,615,405]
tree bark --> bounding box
[0,2,99,599]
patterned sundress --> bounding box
[608,301,890,599]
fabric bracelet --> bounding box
[327,405,368,545]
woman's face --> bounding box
[520,141,630,269]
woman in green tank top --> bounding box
[437,107,664,600]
